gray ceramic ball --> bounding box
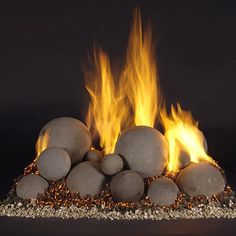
[115,126,168,178]
[66,161,106,198]
[147,177,179,206]
[178,150,191,169]
[36,147,71,181]
[85,149,103,162]
[101,153,123,175]
[16,174,49,199]
[37,117,92,164]
[176,162,226,197]
[110,170,144,202]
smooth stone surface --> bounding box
[66,161,106,197]
[115,126,168,178]
[36,147,71,181]
[178,135,208,169]
[16,174,49,199]
[37,117,92,164]
[101,153,123,175]
[176,162,226,197]
[110,170,144,202]
[85,149,103,162]
[147,177,179,206]
[178,150,191,169]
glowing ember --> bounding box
[160,104,217,173]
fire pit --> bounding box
[1,8,236,221]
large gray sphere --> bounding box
[36,147,71,181]
[101,153,123,175]
[115,126,168,178]
[16,174,49,199]
[176,162,226,197]
[66,161,106,198]
[85,149,103,162]
[37,117,92,164]
[147,177,179,206]
[110,170,144,202]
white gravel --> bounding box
[0,201,236,220]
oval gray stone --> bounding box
[66,161,106,198]
[115,126,168,178]
[36,147,71,181]
[37,117,92,164]
[85,149,103,162]
[110,170,144,202]
[148,177,179,206]
[176,162,226,197]
[16,174,49,199]
[101,153,123,175]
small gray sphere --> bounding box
[115,126,168,178]
[147,177,179,206]
[66,161,106,198]
[16,174,49,199]
[178,150,191,169]
[101,153,123,175]
[176,162,226,197]
[36,147,71,181]
[110,170,144,202]
[37,117,92,164]
[85,149,103,162]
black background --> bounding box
[1,0,236,200]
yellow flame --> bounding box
[33,9,218,173]
[85,48,129,154]
[84,8,217,171]
[160,104,217,173]
[121,8,160,127]
[85,8,158,154]
[35,131,49,159]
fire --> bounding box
[84,8,217,171]
[121,8,160,127]
[35,131,49,159]
[85,49,129,154]
[32,9,218,175]
[160,104,217,173]
[85,9,159,153]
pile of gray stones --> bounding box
[16,117,226,207]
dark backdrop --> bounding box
[1,0,236,198]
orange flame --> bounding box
[34,9,218,173]
[121,8,160,127]
[160,104,217,173]
[84,8,217,172]
[35,131,49,159]
[85,49,129,154]
[85,9,159,154]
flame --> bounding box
[121,8,160,127]
[85,49,129,154]
[160,104,217,173]
[85,8,217,171]
[35,131,49,159]
[85,8,159,154]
